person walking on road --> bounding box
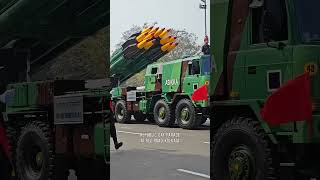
[109,113,123,150]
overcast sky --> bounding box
[110,0,210,52]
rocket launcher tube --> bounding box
[136,32,149,42]
[161,42,172,52]
[160,36,172,45]
[110,49,123,63]
[167,37,177,44]
[167,43,178,52]
[160,36,176,45]
[154,28,165,38]
[122,37,137,49]
[124,49,144,60]
[149,27,159,34]
[137,39,148,49]
[144,40,156,50]
[141,26,153,34]
[159,29,171,38]
[143,33,155,41]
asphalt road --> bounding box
[110,119,210,180]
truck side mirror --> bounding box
[249,0,264,8]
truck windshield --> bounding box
[295,0,320,42]
[201,56,211,75]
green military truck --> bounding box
[210,0,320,179]
[111,55,211,129]
[4,80,111,180]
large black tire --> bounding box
[153,99,175,127]
[175,99,200,129]
[76,157,107,180]
[211,117,275,180]
[114,100,131,123]
[134,112,146,122]
[16,121,54,180]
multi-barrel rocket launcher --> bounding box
[110,26,178,83]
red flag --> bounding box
[260,73,312,125]
[109,100,114,112]
[0,123,11,160]
[192,84,209,101]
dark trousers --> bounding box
[110,115,118,146]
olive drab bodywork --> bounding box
[0,1,110,179]
[111,55,211,129]
[210,0,320,179]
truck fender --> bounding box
[212,101,278,144]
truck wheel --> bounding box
[175,99,199,129]
[115,100,131,123]
[16,121,53,180]
[153,99,175,127]
[134,113,146,122]
[212,117,275,180]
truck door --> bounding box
[182,59,202,94]
[242,0,292,99]
[145,66,158,92]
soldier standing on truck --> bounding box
[201,35,210,55]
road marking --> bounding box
[119,126,132,130]
[118,130,141,135]
[177,169,210,179]
[203,142,210,144]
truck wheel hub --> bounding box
[28,146,43,172]
[159,107,166,119]
[117,108,124,120]
[180,107,190,122]
[35,152,43,167]
[228,146,253,180]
